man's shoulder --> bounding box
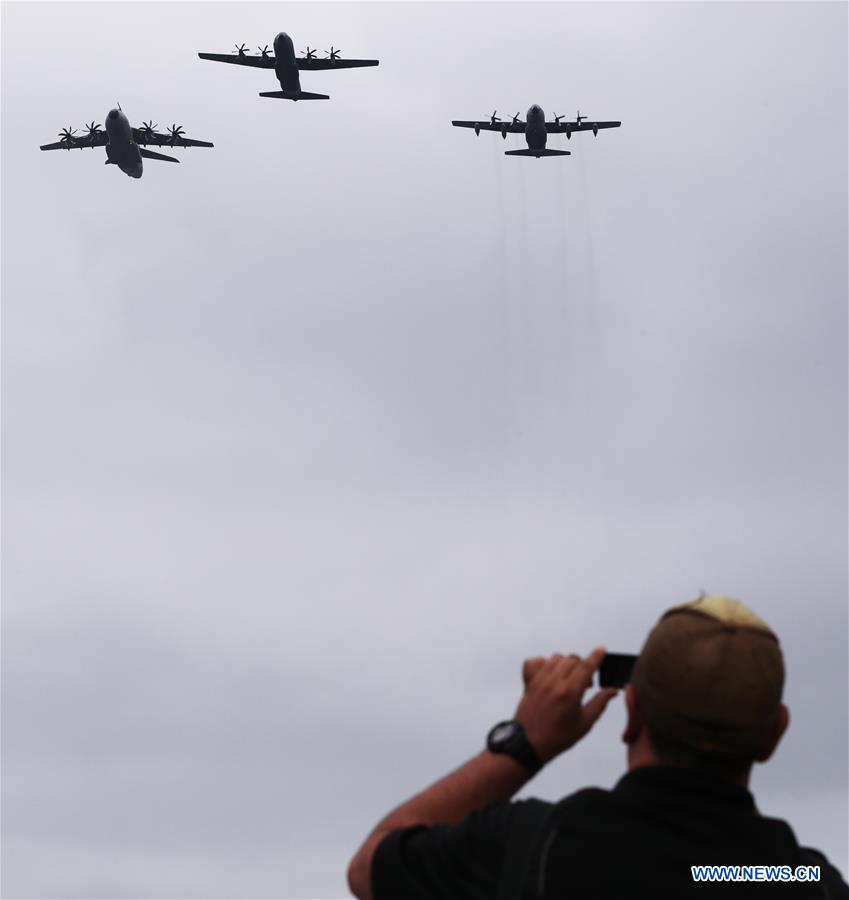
[491,788,616,900]
[370,789,616,900]
[517,784,614,827]
[503,786,614,829]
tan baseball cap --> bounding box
[631,595,785,761]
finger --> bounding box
[579,687,619,731]
[522,657,546,685]
[543,653,565,676]
[571,646,607,691]
[526,655,561,687]
[558,654,581,672]
[564,653,584,679]
[585,646,607,673]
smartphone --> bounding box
[599,653,638,688]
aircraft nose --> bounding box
[107,109,119,120]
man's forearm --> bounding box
[347,750,531,899]
[375,749,530,829]
[348,650,614,900]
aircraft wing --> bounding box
[167,136,214,148]
[133,128,168,146]
[133,128,214,148]
[452,121,526,133]
[198,52,276,69]
[547,120,621,134]
[40,131,108,151]
[296,57,379,70]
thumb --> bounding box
[579,688,619,732]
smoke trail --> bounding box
[490,138,524,564]
[576,146,601,358]
[492,134,513,427]
[516,159,532,409]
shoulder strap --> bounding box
[495,800,559,900]
[527,789,621,898]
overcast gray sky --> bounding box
[2,1,847,897]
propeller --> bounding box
[58,126,77,148]
[139,121,159,143]
[576,110,586,123]
[511,112,522,125]
[553,112,571,137]
[258,45,272,58]
[235,43,249,56]
[301,46,318,59]
[84,121,102,146]
[325,47,342,60]
[489,110,501,124]
[167,124,185,146]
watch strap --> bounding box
[510,735,544,775]
[487,720,544,775]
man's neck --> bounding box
[627,741,751,789]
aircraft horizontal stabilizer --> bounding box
[139,148,180,163]
[505,149,571,158]
[258,90,330,101]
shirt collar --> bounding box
[613,765,756,812]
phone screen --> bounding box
[599,653,638,688]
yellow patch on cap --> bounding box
[669,594,774,634]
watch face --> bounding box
[489,722,518,746]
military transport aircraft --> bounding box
[451,106,621,158]
[39,106,214,178]
[198,31,379,101]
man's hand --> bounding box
[348,647,616,900]
[514,647,618,764]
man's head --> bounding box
[622,595,789,781]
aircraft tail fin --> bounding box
[259,90,330,101]
[505,148,571,158]
[139,148,180,163]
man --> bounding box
[348,595,848,898]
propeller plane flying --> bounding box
[198,31,379,101]
[452,105,621,158]
[39,106,214,178]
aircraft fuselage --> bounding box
[273,32,302,96]
[524,105,547,151]
[105,108,143,178]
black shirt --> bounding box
[372,766,848,899]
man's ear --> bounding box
[621,684,642,745]
[754,704,789,763]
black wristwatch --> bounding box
[486,720,544,775]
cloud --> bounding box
[3,1,846,896]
